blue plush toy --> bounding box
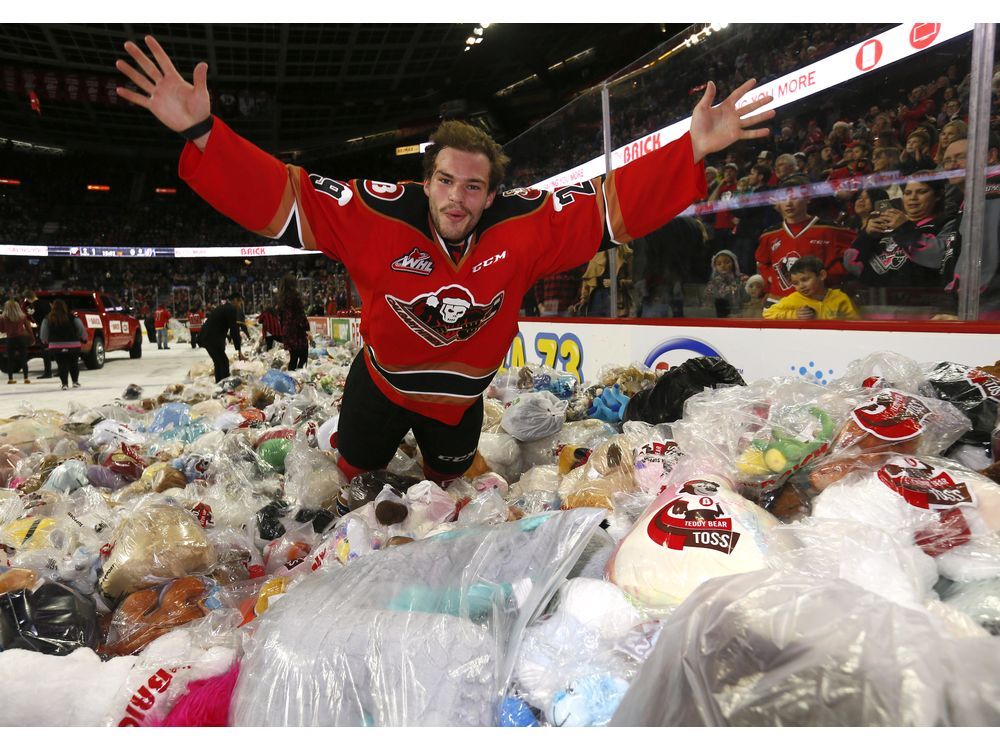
[586,385,630,422]
[548,673,630,727]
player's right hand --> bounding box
[115,35,210,134]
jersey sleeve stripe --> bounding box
[602,172,632,244]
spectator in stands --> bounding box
[843,172,952,307]
[277,274,310,370]
[793,151,808,174]
[570,245,633,318]
[39,298,87,390]
[708,162,740,250]
[937,98,964,129]
[629,217,703,318]
[935,119,968,168]
[756,151,779,186]
[534,265,585,317]
[1,299,34,385]
[154,303,171,349]
[731,163,779,275]
[742,274,767,318]
[900,130,937,175]
[827,121,852,155]
[755,175,854,304]
[703,249,748,318]
[848,187,891,232]
[926,135,1000,316]
[899,85,937,140]
[762,255,860,320]
[774,153,798,182]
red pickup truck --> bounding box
[2,291,142,370]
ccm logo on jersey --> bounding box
[472,250,507,274]
[391,248,435,276]
[363,180,405,201]
[310,175,353,206]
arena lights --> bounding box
[86,184,110,192]
[464,23,493,52]
[155,187,177,194]
[0,178,21,186]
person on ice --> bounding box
[116,35,775,483]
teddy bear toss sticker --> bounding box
[876,455,978,556]
[645,479,741,555]
[851,388,932,441]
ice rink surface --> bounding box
[0,344,217,419]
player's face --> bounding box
[424,147,496,241]
[776,192,809,223]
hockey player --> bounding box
[115,35,775,483]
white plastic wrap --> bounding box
[811,454,1000,582]
[610,570,1000,726]
[500,390,568,441]
[229,508,604,726]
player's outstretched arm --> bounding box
[690,78,775,163]
[115,35,212,150]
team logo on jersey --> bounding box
[363,180,405,201]
[385,284,504,347]
[501,186,543,200]
[391,248,435,276]
[775,252,802,290]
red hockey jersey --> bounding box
[754,217,855,299]
[179,117,705,425]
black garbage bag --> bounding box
[0,581,98,656]
[256,499,291,541]
[923,361,1000,446]
[623,356,745,425]
[295,507,338,535]
[338,470,421,516]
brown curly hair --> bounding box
[422,121,510,193]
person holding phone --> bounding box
[843,172,954,307]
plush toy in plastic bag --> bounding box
[921,361,1000,445]
[513,577,645,726]
[229,508,604,726]
[98,499,217,600]
[827,350,932,395]
[610,569,1000,726]
[810,454,1000,582]
[622,356,745,425]
[501,391,568,441]
[558,434,639,512]
[672,377,850,503]
[519,419,617,471]
[623,421,683,497]
[100,575,224,657]
[606,460,778,610]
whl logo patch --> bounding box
[391,248,435,276]
[386,284,503,347]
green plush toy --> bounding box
[258,438,292,473]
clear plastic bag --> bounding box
[672,377,853,501]
[501,391,568,441]
[828,351,932,395]
[810,453,1000,582]
[610,569,1000,726]
[512,577,646,726]
[229,508,604,726]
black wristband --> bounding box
[179,115,214,141]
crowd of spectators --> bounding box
[2,23,1000,323]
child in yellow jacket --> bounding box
[762,255,861,320]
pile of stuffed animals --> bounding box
[3,343,1000,727]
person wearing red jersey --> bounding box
[115,35,775,483]
[186,303,204,349]
[153,304,171,349]
[755,175,855,304]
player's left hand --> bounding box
[690,78,775,163]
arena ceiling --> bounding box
[0,22,688,159]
